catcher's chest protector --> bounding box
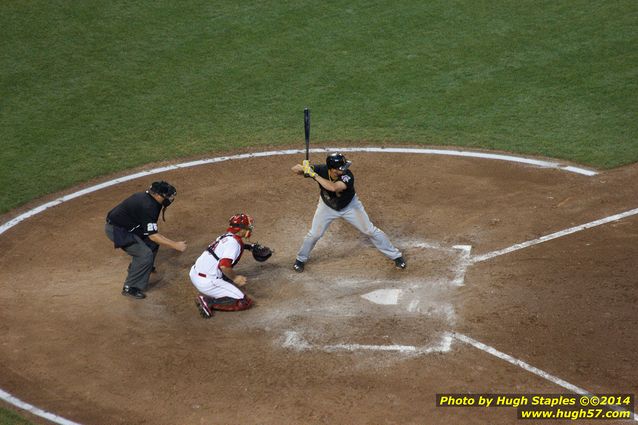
[206,233,244,266]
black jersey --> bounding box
[313,164,356,211]
[106,192,162,238]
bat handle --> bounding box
[304,108,310,161]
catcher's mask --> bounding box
[326,153,351,171]
[149,181,177,221]
[228,213,254,238]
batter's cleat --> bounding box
[394,256,406,269]
[293,260,305,273]
[196,295,214,319]
[122,285,146,299]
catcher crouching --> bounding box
[189,213,272,318]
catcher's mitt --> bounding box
[250,243,273,262]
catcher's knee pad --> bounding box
[209,296,253,311]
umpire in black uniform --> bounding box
[105,181,187,299]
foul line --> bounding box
[454,334,588,393]
[471,208,638,263]
[284,330,636,420]
[453,334,638,421]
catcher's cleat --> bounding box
[196,295,214,319]
[122,285,146,299]
[394,256,406,269]
[293,260,305,273]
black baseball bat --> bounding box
[304,108,310,161]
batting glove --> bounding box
[303,163,317,178]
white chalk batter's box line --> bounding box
[0,147,635,424]
[282,331,637,420]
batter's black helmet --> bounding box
[326,153,351,171]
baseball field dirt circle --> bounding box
[1,147,636,424]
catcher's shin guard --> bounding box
[209,296,254,311]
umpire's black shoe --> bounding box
[394,256,406,269]
[122,285,146,299]
[293,260,305,273]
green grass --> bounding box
[1,0,636,212]
[0,406,34,425]
[0,2,636,422]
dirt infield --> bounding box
[0,149,636,425]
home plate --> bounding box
[361,289,401,305]
[274,239,469,357]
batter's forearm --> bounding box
[314,175,344,193]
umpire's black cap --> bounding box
[149,181,176,198]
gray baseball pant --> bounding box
[296,195,401,263]
[105,223,157,291]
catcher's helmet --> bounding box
[326,153,351,171]
[228,213,254,237]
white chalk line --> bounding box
[455,334,588,394]
[284,329,636,420]
[326,333,454,355]
[463,209,638,421]
[0,147,596,237]
[0,389,82,425]
[452,245,472,286]
[333,147,598,176]
[453,334,638,421]
[282,331,454,355]
[0,147,601,422]
[471,207,638,263]
[285,330,612,400]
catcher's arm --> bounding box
[218,259,247,286]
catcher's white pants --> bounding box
[296,195,401,263]
[189,266,244,299]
